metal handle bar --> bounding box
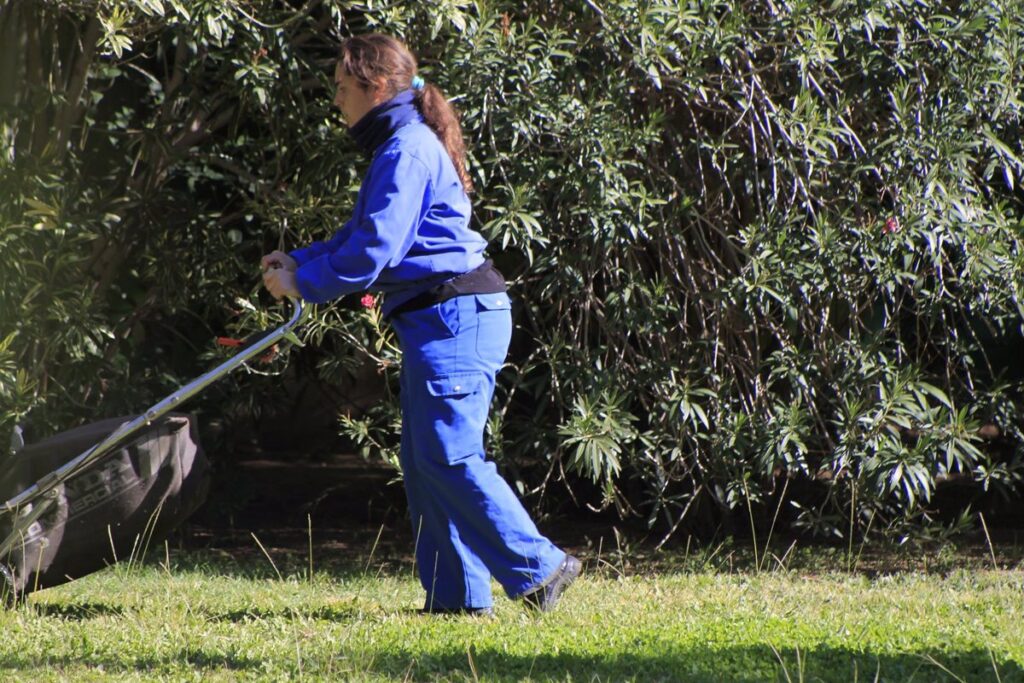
[0,297,305,524]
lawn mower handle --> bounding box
[0,297,305,521]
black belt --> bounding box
[388,260,507,318]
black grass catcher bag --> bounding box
[0,296,305,605]
[0,414,209,601]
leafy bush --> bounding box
[2,0,1023,542]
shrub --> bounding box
[1,0,1022,542]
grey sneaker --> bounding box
[521,555,582,612]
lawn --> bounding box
[0,541,1021,682]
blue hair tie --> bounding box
[411,75,425,91]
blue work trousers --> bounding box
[390,293,564,610]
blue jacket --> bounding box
[289,113,487,317]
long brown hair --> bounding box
[338,34,474,193]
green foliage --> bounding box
[559,389,636,494]
[1,0,1023,541]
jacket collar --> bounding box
[348,89,421,155]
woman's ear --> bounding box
[368,75,391,103]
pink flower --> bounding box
[883,216,901,234]
[360,293,377,309]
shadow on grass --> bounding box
[31,601,126,620]
[0,644,1019,680]
[207,603,362,623]
[161,537,1024,585]
[160,548,407,582]
[0,649,264,673]
[364,645,1024,682]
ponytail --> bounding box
[413,84,474,194]
[339,34,474,194]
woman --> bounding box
[262,34,579,615]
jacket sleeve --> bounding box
[288,219,354,268]
[293,149,431,303]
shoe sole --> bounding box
[524,555,582,612]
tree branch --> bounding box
[159,34,189,125]
[53,15,101,161]
[173,103,237,150]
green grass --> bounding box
[0,546,1022,682]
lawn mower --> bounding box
[0,297,305,604]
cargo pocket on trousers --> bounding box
[474,293,511,312]
[473,293,512,360]
[422,372,488,465]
